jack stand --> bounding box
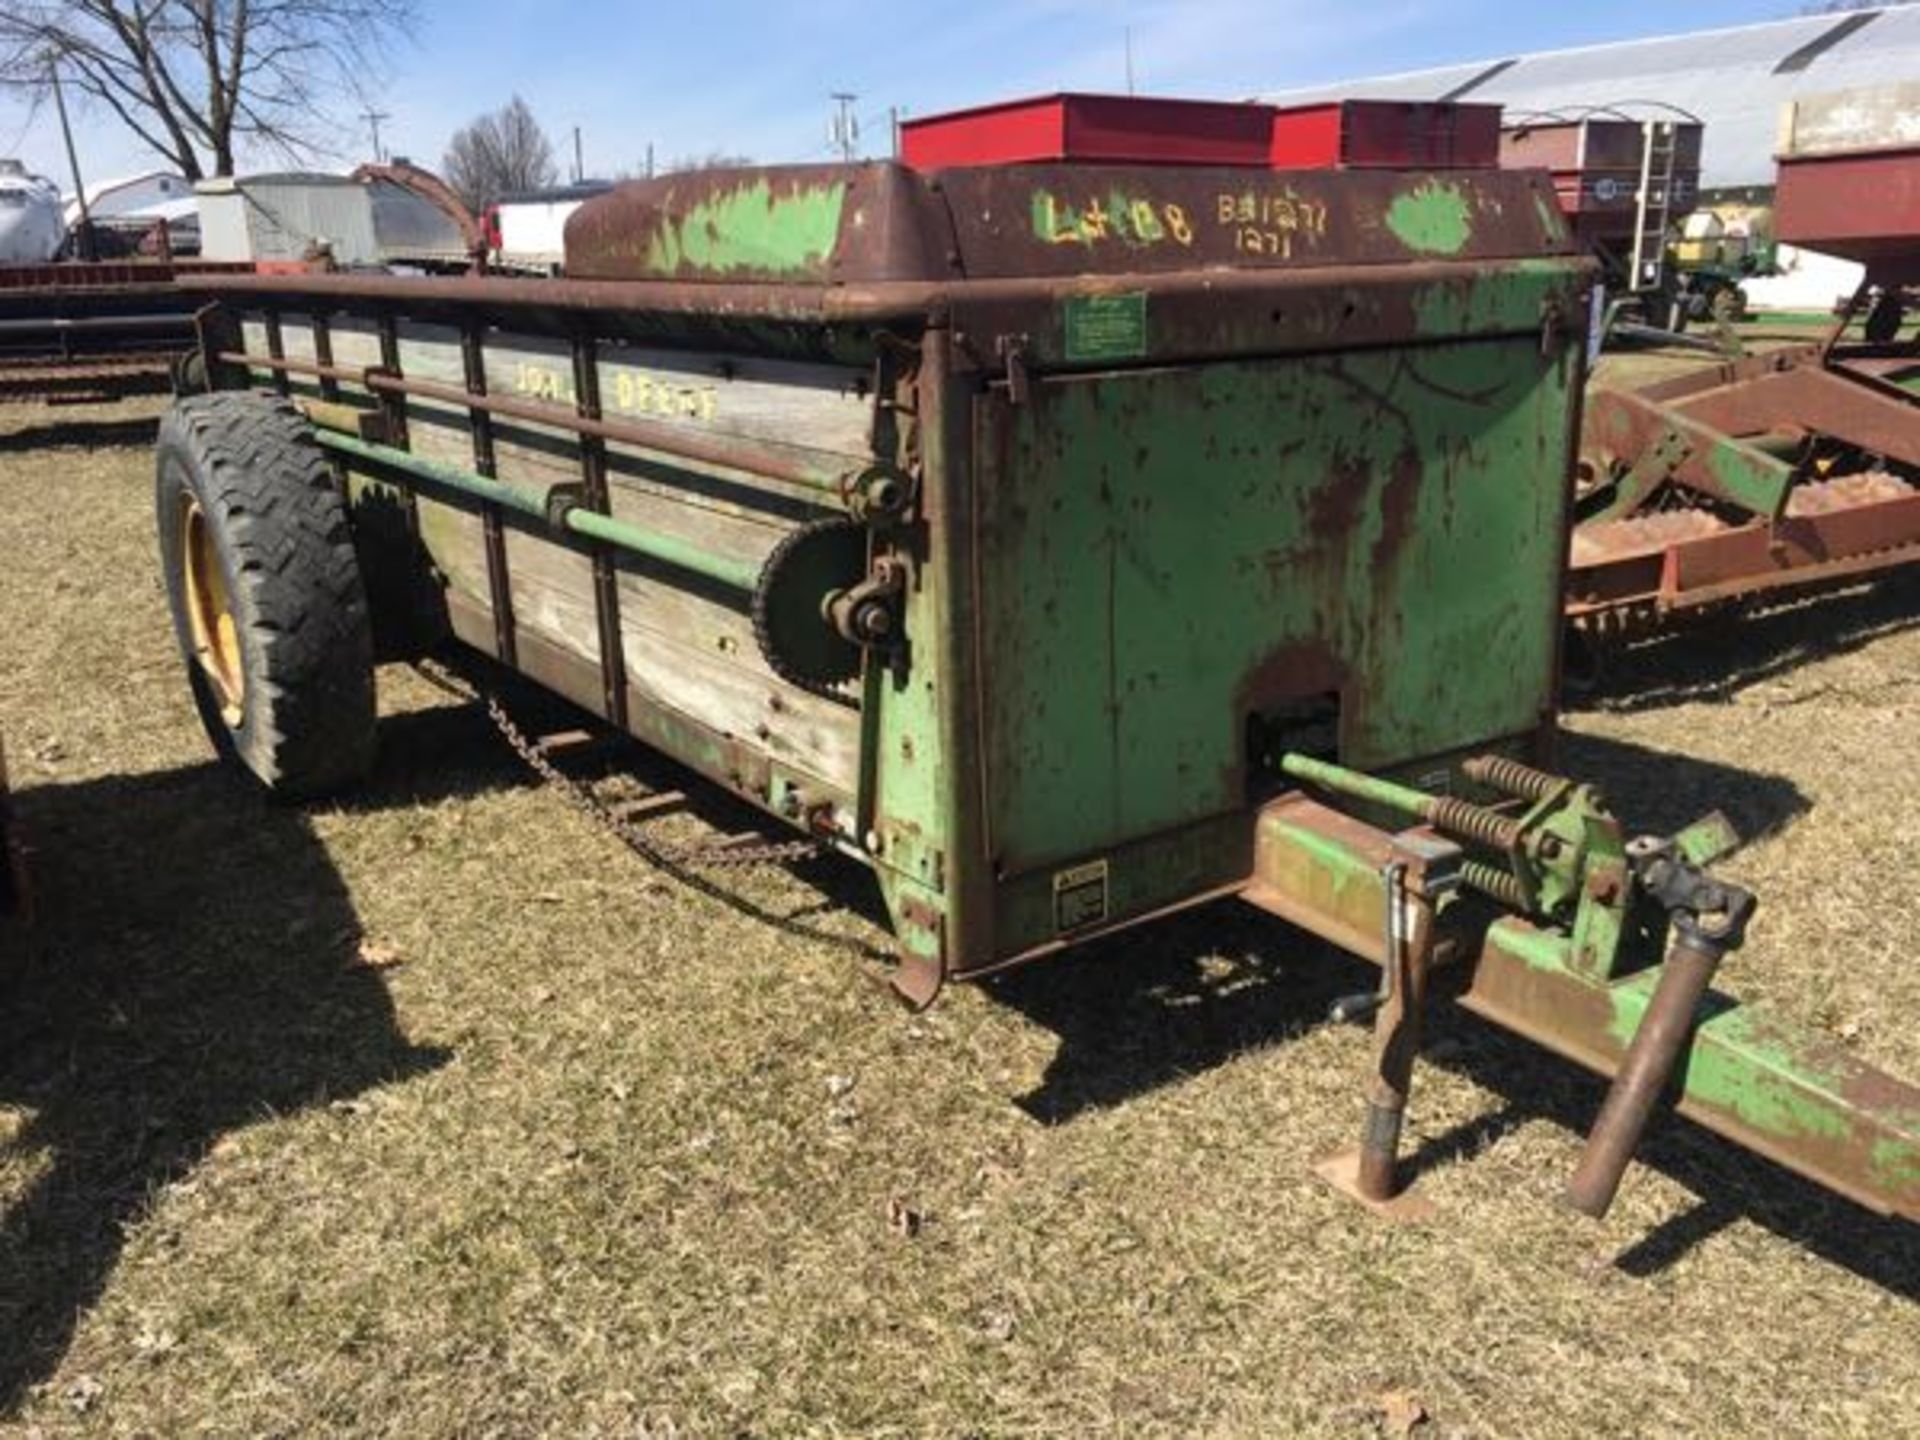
[1317,839,1458,1221]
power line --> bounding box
[49,57,94,259]
[792,106,892,165]
[828,92,859,162]
[360,107,391,163]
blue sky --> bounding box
[4,0,1807,184]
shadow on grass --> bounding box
[1569,567,1920,715]
[0,413,163,455]
[989,732,1920,1296]
[1415,1024,1920,1301]
[367,658,896,957]
[0,759,448,1414]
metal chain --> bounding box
[416,658,823,871]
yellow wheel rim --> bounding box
[181,495,245,727]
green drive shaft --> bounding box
[1281,753,1437,821]
[312,428,763,594]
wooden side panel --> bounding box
[249,313,870,795]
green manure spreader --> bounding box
[152,100,1920,1229]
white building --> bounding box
[63,170,193,226]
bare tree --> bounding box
[0,0,417,181]
[664,150,753,174]
[609,151,754,183]
[442,97,557,212]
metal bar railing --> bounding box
[310,427,761,594]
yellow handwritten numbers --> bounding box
[1215,190,1331,260]
[512,361,719,423]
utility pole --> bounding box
[572,125,584,184]
[360,107,391,163]
[1125,26,1136,95]
[48,56,93,261]
[645,142,655,178]
[829,92,860,162]
[889,105,903,159]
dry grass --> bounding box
[1,393,1917,1438]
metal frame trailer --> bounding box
[162,152,1919,1228]
[0,260,249,403]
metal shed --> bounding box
[195,174,383,266]
[1257,6,1920,194]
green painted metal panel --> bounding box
[975,337,1573,874]
[643,176,847,278]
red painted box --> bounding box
[900,93,1275,170]
[1775,148,1920,280]
[1268,101,1503,170]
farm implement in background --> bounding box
[151,93,1919,1232]
[1500,106,1730,342]
[0,259,251,404]
[1566,83,1920,652]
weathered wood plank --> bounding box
[241,309,868,794]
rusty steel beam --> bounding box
[189,257,1578,336]
[570,331,629,728]
[1669,362,1920,470]
[0,260,255,293]
[1580,386,1795,523]
[460,322,516,668]
[1246,791,1920,1223]
[1464,922,1920,1223]
[1568,477,1920,618]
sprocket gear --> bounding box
[752,515,868,692]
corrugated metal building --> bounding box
[1258,6,1920,193]
[196,173,468,267]
[196,174,383,264]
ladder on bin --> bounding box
[1629,120,1679,293]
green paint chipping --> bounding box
[1269,821,1372,900]
[1684,1026,1855,1145]
[1385,180,1473,257]
[645,178,846,277]
[1874,1136,1920,1188]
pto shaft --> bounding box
[1564,837,1756,1218]
[1565,929,1725,1217]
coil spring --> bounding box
[1463,860,1528,910]
[1427,795,1521,851]
[1462,754,1564,803]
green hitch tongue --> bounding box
[1257,754,1920,1222]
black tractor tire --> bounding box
[155,391,377,799]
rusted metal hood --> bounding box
[564,163,959,286]
[563,160,1577,285]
